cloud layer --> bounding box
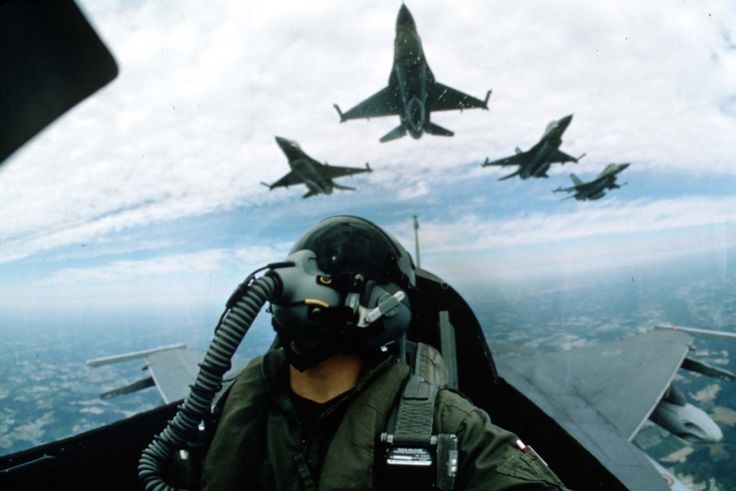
[0,0,734,273]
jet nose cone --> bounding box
[274,136,293,148]
[559,114,574,128]
[397,4,416,28]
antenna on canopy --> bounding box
[413,214,421,268]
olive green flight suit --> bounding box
[202,349,569,491]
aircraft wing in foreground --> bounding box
[495,325,736,491]
[87,344,248,404]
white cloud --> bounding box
[36,250,228,286]
[398,195,736,281]
[35,244,283,287]
[692,384,721,404]
[405,195,736,253]
[1,0,735,265]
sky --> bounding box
[0,0,735,312]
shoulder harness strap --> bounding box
[378,374,458,490]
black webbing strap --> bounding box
[393,375,439,445]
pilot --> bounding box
[201,216,569,491]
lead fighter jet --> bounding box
[482,114,585,180]
[553,163,630,201]
[261,136,372,198]
[333,5,491,143]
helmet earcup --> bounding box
[361,281,412,348]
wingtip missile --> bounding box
[365,162,372,172]
[333,104,346,123]
[261,181,274,190]
[481,157,490,167]
[575,153,586,162]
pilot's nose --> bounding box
[396,5,416,28]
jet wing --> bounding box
[554,180,597,194]
[552,184,578,193]
[495,330,693,491]
[146,349,204,404]
[320,163,371,180]
[482,152,528,168]
[267,171,304,189]
[146,349,249,403]
[337,86,401,121]
[428,83,489,112]
[88,344,248,404]
[548,149,579,163]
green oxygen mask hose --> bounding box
[138,271,281,491]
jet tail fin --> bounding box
[483,89,492,109]
[570,174,583,187]
[424,122,454,137]
[380,125,408,143]
[333,104,346,123]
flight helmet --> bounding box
[270,216,415,369]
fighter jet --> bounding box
[482,115,585,180]
[333,5,491,143]
[261,136,372,198]
[553,163,630,201]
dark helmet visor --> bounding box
[290,216,403,282]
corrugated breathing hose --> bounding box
[138,273,280,491]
